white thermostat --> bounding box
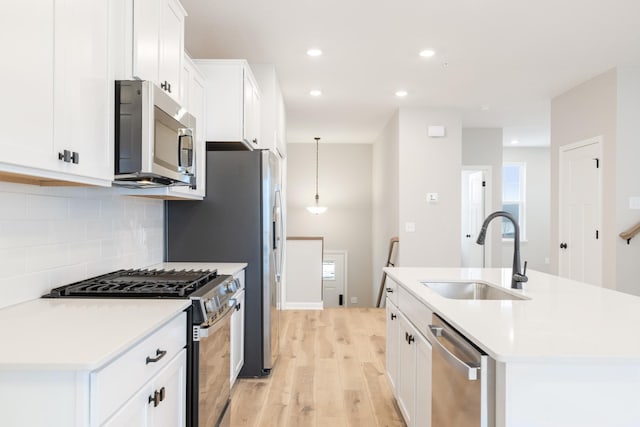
[428,126,446,137]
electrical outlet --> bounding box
[350,297,358,304]
[405,222,416,232]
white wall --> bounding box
[0,183,164,309]
[286,143,373,306]
[372,112,399,303]
[462,128,503,266]
[550,68,617,288]
[285,238,323,309]
[398,108,462,267]
[615,67,640,295]
[502,147,550,272]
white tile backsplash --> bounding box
[0,183,165,309]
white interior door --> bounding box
[323,251,347,308]
[461,169,487,267]
[559,138,602,286]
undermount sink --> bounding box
[422,281,528,301]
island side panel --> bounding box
[498,361,640,427]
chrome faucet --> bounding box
[476,210,528,289]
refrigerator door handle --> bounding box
[275,188,284,282]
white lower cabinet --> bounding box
[387,295,432,427]
[0,311,187,426]
[230,288,245,386]
[386,298,400,393]
[103,349,186,427]
[230,269,246,386]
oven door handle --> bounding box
[197,300,236,339]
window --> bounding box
[322,261,336,280]
[502,163,526,240]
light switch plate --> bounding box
[629,197,640,210]
[405,222,416,232]
[426,193,439,203]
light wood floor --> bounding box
[230,308,405,427]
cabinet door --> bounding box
[102,382,152,427]
[397,313,416,426]
[133,0,159,82]
[275,87,287,158]
[243,71,261,148]
[386,299,400,394]
[149,350,187,427]
[231,289,245,386]
[169,57,206,199]
[414,331,432,427]
[158,0,184,101]
[54,0,111,181]
[0,2,56,171]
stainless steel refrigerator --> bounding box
[165,148,283,377]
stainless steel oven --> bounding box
[192,294,235,427]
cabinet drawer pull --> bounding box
[407,334,415,344]
[386,287,394,293]
[235,302,241,311]
[390,313,396,320]
[145,348,167,364]
[159,386,166,402]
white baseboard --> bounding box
[283,302,324,310]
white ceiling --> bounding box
[181,0,640,146]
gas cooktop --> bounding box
[45,268,218,298]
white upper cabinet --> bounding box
[252,64,287,158]
[195,60,262,150]
[0,0,112,186]
[133,0,185,102]
[54,0,112,182]
[165,55,206,199]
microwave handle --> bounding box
[177,130,194,169]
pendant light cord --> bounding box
[314,137,320,200]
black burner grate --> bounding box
[47,269,218,298]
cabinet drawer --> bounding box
[91,313,186,425]
[398,286,432,339]
[385,277,399,306]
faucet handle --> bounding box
[513,261,528,285]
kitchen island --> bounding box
[385,267,640,427]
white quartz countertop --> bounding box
[385,267,640,362]
[0,298,190,371]
[146,262,247,276]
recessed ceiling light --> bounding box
[395,90,408,97]
[419,49,436,58]
[480,104,490,111]
[511,140,520,145]
[307,48,323,57]
[310,90,322,97]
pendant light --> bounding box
[306,137,328,215]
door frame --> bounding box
[558,136,603,284]
[323,250,348,307]
[461,165,493,267]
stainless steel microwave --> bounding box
[114,80,195,188]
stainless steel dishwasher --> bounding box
[426,314,495,427]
